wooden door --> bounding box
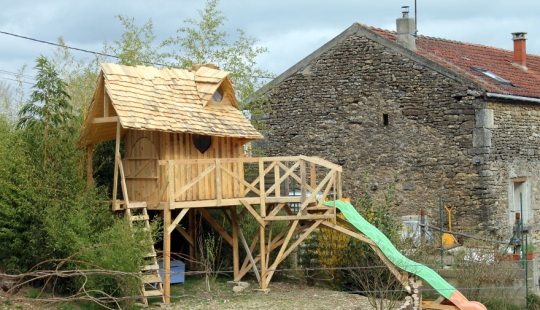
[124,136,159,202]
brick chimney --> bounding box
[512,32,527,67]
[396,6,417,51]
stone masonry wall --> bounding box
[487,102,540,240]
[261,34,492,232]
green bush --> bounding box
[0,56,161,307]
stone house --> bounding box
[258,12,540,238]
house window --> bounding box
[509,177,531,226]
[383,114,389,126]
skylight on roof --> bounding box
[470,66,513,86]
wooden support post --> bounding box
[189,209,197,269]
[112,122,121,210]
[259,158,266,216]
[300,159,307,215]
[86,144,94,189]
[229,207,240,280]
[259,222,267,288]
[310,162,316,191]
[164,161,173,303]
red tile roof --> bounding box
[367,25,540,99]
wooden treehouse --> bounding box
[79,63,447,308]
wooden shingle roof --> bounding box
[80,63,263,145]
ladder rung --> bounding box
[145,251,157,258]
[142,263,159,271]
[143,289,163,297]
[141,274,162,284]
[128,202,148,209]
[130,215,150,221]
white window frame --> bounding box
[508,177,532,226]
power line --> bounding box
[0,30,275,79]
[0,30,121,61]
[0,76,33,85]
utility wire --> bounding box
[0,30,275,79]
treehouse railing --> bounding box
[127,156,344,213]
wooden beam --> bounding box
[117,159,130,205]
[175,226,194,246]
[265,214,335,221]
[215,159,222,205]
[239,200,264,227]
[299,155,342,171]
[259,221,267,288]
[163,161,174,303]
[265,219,325,286]
[173,164,216,200]
[259,158,266,217]
[112,122,121,210]
[199,208,233,245]
[104,92,110,117]
[86,144,93,188]
[92,116,118,123]
[239,225,261,284]
[319,220,409,288]
[167,208,190,235]
[229,207,240,280]
[220,165,261,196]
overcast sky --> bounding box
[1,0,539,87]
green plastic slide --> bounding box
[323,199,456,298]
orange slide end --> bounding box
[448,291,487,310]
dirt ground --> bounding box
[0,281,383,310]
[164,281,378,310]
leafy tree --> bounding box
[104,15,166,67]
[163,0,273,105]
[52,37,102,123]
[17,56,73,167]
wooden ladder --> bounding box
[125,202,165,305]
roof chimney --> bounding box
[512,32,527,67]
[396,6,417,51]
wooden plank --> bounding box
[221,165,261,196]
[143,290,164,297]
[127,201,148,209]
[141,274,162,284]
[199,208,233,245]
[167,208,189,235]
[265,219,325,286]
[422,300,458,310]
[216,159,222,205]
[276,161,315,193]
[103,91,110,117]
[118,155,130,204]
[259,157,266,216]
[319,220,409,288]
[164,161,173,303]
[239,200,264,227]
[265,214,335,221]
[174,164,216,200]
[92,116,118,123]
[175,226,194,246]
[310,162,316,190]
[265,161,298,197]
[299,155,342,171]
[86,144,93,188]
[112,122,121,210]
[229,207,240,279]
[274,165,281,197]
[238,225,261,285]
